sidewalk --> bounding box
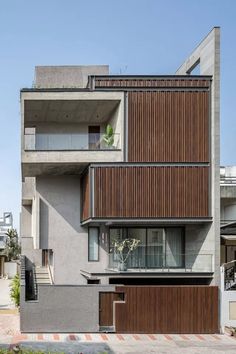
[0,330,236,354]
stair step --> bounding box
[35,268,48,273]
[37,280,51,284]
[35,273,49,278]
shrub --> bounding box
[10,274,20,307]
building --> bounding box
[0,212,13,277]
[220,166,236,264]
[220,166,236,330]
[20,27,220,333]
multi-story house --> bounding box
[0,212,13,277]
[20,28,220,333]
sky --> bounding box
[0,0,235,230]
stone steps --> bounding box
[34,266,51,284]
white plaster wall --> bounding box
[4,262,17,278]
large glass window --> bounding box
[109,227,184,268]
[165,228,183,267]
[88,227,99,261]
[127,229,146,268]
[147,229,165,267]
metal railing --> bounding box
[108,251,213,272]
[220,176,236,186]
[21,255,38,301]
[24,132,120,151]
[224,261,236,290]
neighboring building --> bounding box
[220,166,236,264]
[0,212,13,277]
[20,28,220,333]
[220,166,236,330]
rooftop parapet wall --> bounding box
[34,65,109,89]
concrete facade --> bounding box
[0,212,14,278]
[20,32,220,332]
[34,65,109,89]
[20,284,115,332]
[176,27,221,286]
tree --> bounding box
[112,238,140,268]
[5,228,21,261]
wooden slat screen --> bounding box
[94,166,210,218]
[115,286,219,333]
[128,91,210,162]
[95,78,211,88]
[81,170,90,221]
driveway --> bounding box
[0,332,235,353]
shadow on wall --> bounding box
[36,175,82,233]
[185,223,212,271]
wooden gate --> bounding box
[101,286,219,333]
[99,292,123,327]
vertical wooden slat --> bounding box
[127,91,210,162]
[93,166,210,218]
[114,286,219,334]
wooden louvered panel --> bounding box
[114,286,219,334]
[94,166,210,218]
[81,170,90,221]
[95,78,211,88]
[128,91,209,162]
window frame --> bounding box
[88,227,100,262]
[109,226,185,269]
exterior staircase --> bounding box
[35,266,51,284]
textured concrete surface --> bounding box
[176,27,221,286]
[0,280,14,309]
[34,65,109,88]
[20,284,115,332]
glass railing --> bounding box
[108,250,213,272]
[24,133,120,151]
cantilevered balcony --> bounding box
[108,250,213,273]
[21,91,125,177]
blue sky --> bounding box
[0,0,235,230]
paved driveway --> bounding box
[0,330,235,353]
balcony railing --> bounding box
[108,250,213,273]
[24,133,120,151]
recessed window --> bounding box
[88,227,99,261]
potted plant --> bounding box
[103,124,114,148]
[112,238,140,271]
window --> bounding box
[109,227,184,269]
[88,227,99,261]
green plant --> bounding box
[4,228,21,261]
[112,238,140,265]
[10,274,20,307]
[103,124,114,147]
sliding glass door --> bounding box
[109,227,184,269]
[126,229,146,268]
[165,228,184,267]
[147,229,165,267]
